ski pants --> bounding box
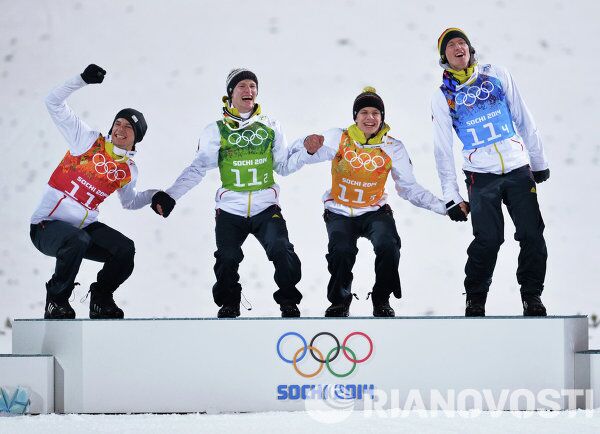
[30,220,135,301]
[212,205,302,307]
[464,165,547,295]
[324,204,402,304]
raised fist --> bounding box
[81,64,106,84]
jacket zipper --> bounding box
[493,143,505,174]
[78,209,88,228]
[247,191,252,217]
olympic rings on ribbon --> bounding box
[343,150,385,171]
[92,153,126,182]
[227,128,269,147]
[455,80,495,107]
[277,331,373,378]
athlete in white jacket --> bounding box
[30,64,156,319]
[152,69,313,318]
[295,87,446,317]
[432,28,550,317]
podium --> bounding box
[9,316,595,413]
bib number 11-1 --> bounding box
[231,168,268,188]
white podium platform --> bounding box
[577,350,600,409]
[12,316,589,413]
[0,354,54,413]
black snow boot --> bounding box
[280,304,301,318]
[373,300,395,318]
[44,282,76,319]
[44,297,76,319]
[325,300,351,318]
[521,293,547,317]
[89,290,124,319]
[465,292,487,317]
[218,304,240,318]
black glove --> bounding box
[532,168,550,183]
[446,201,468,222]
[81,64,106,84]
[151,191,176,218]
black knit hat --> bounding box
[109,108,147,144]
[226,68,258,98]
[353,86,385,122]
[438,27,475,63]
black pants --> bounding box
[30,220,135,301]
[212,205,302,306]
[464,165,547,295]
[324,205,401,304]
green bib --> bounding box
[217,120,276,192]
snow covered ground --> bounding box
[1,410,600,434]
[0,0,599,429]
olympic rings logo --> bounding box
[92,153,126,182]
[343,150,385,171]
[227,128,269,147]
[277,331,373,378]
[455,80,495,107]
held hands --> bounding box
[446,200,470,222]
[304,135,324,155]
[151,191,176,218]
[532,168,550,183]
[81,64,106,84]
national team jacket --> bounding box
[165,112,312,217]
[30,75,156,228]
[432,63,549,205]
[290,127,446,217]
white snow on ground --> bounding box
[1,411,600,434]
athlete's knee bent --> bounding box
[215,248,244,266]
[474,234,504,254]
[328,245,358,262]
[373,237,400,257]
[115,237,136,262]
[266,238,293,259]
[66,231,92,252]
[514,226,544,246]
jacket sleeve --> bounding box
[497,66,548,171]
[164,123,220,200]
[389,138,446,215]
[117,163,159,210]
[432,90,464,205]
[45,74,100,156]
[271,119,313,176]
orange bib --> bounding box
[330,131,392,207]
[48,135,131,210]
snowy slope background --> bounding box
[0,0,599,353]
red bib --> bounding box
[48,135,131,210]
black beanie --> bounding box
[353,86,385,122]
[438,28,475,62]
[226,68,258,98]
[109,108,147,144]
